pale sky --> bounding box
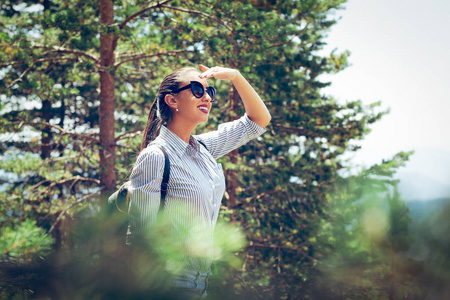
[320,0,450,183]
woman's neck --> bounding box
[166,120,196,144]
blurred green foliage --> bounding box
[408,199,450,299]
[309,153,425,299]
[0,205,247,299]
[0,219,53,263]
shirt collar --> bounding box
[158,126,202,155]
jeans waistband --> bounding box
[181,269,212,281]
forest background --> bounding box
[1,0,449,299]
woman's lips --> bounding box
[198,105,209,114]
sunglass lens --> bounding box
[191,82,204,98]
[206,87,216,102]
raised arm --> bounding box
[198,64,271,128]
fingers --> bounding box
[199,71,216,79]
[198,65,236,80]
[199,66,219,79]
[198,64,209,71]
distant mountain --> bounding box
[397,171,450,201]
[407,198,450,225]
[395,147,450,201]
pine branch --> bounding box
[160,4,232,31]
[32,176,101,202]
[31,176,100,191]
[49,46,99,62]
[265,22,311,50]
[273,124,306,134]
[46,189,103,236]
[2,45,98,87]
[114,49,189,68]
[6,66,32,89]
[4,57,78,88]
[118,0,173,29]
[0,61,22,68]
[115,129,142,141]
[1,57,77,69]
[117,1,231,30]
[11,121,100,143]
[32,45,98,62]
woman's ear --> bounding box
[164,94,178,110]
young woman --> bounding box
[127,65,271,298]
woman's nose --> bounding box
[203,92,212,102]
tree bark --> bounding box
[40,0,53,160]
[226,86,241,208]
[99,0,117,192]
[40,99,52,159]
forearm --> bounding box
[231,73,271,128]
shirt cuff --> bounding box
[241,113,267,139]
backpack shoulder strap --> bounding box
[123,146,170,213]
[107,146,171,215]
[198,140,208,152]
[157,145,170,212]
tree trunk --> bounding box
[40,99,52,159]
[40,1,53,160]
[225,86,241,208]
[57,98,65,155]
[99,0,116,193]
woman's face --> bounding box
[174,71,214,125]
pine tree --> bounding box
[0,1,421,298]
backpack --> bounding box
[107,145,170,215]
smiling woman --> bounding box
[127,65,271,298]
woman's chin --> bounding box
[198,114,209,123]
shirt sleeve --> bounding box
[128,146,165,238]
[195,114,266,160]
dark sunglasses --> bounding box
[173,81,216,102]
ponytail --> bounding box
[140,98,160,152]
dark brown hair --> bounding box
[140,67,198,152]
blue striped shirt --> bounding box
[128,114,266,272]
